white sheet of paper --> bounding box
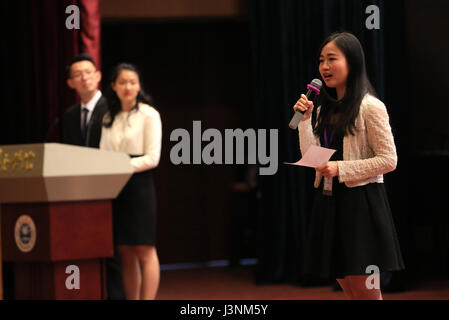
[284,145,336,168]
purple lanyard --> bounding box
[324,116,334,148]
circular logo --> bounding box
[14,215,37,253]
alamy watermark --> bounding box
[65,5,80,30]
[366,5,380,30]
[170,121,278,176]
[365,265,380,290]
[65,264,80,290]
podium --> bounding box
[0,143,133,299]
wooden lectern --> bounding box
[0,143,133,300]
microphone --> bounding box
[288,79,322,129]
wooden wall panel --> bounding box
[101,0,248,19]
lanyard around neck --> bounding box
[323,115,334,148]
[324,127,334,148]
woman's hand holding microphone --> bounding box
[293,94,339,178]
[293,94,314,122]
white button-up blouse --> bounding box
[100,103,162,173]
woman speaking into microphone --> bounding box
[293,32,404,300]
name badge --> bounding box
[323,177,333,196]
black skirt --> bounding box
[303,120,404,279]
[303,179,405,279]
[112,166,157,246]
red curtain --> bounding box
[80,0,102,70]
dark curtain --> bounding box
[0,0,101,145]
[249,0,410,287]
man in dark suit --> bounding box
[62,53,125,300]
[62,54,107,148]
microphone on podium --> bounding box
[288,79,322,129]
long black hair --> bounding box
[312,32,376,137]
[103,63,152,128]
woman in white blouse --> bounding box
[100,63,162,300]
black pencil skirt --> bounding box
[112,169,157,246]
[303,179,405,279]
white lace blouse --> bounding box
[298,94,397,188]
[100,103,162,173]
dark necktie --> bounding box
[81,107,89,140]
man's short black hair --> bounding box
[66,53,97,78]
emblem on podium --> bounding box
[14,214,37,253]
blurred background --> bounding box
[1,0,449,299]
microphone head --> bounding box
[311,79,322,89]
[307,78,322,95]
